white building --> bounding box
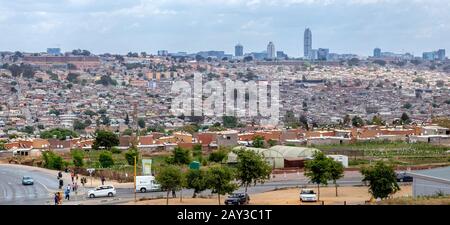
[267,42,276,59]
[406,167,450,197]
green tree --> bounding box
[167,147,192,165]
[49,108,61,116]
[371,115,384,126]
[73,119,87,131]
[98,151,114,168]
[186,169,208,198]
[122,129,133,136]
[124,147,139,165]
[192,144,202,160]
[84,109,97,117]
[40,128,79,140]
[304,151,333,201]
[222,116,238,128]
[403,103,412,109]
[42,151,65,170]
[329,160,344,196]
[156,165,183,205]
[400,112,411,125]
[252,135,265,148]
[22,126,35,135]
[206,165,238,205]
[352,116,365,127]
[343,115,351,126]
[208,148,229,163]
[361,161,400,200]
[71,149,84,168]
[92,130,119,150]
[234,149,272,193]
[138,118,146,129]
[267,139,277,147]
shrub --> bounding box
[111,147,122,154]
[42,151,65,170]
[124,147,139,165]
[71,150,84,168]
[98,151,114,168]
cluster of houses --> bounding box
[1,124,448,166]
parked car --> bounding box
[22,176,34,185]
[87,185,116,198]
[224,193,250,205]
[300,189,317,202]
[396,172,413,182]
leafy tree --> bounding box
[92,130,119,150]
[42,151,65,170]
[49,108,61,116]
[361,161,400,200]
[234,149,272,193]
[124,147,139,165]
[73,119,87,131]
[186,169,208,198]
[167,147,192,165]
[156,165,183,205]
[329,160,344,196]
[371,115,384,126]
[71,149,84,168]
[84,109,97,117]
[267,139,277,147]
[137,118,146,129]
[352,116,365,127]
[206,165,238,205]
[22,126,34,135]
[208,148,229,163]
[40,128,79,140]
[304,151,333,201]
[67,73,80,83]
[122,129,133,136]
[222,116,238,128]
[284,110,299,128]
[403,103,412,109]
[192,144,202,160]
[299,115,309,130]
[252,135,265,148]
[98,151,114,168]
[400,112,411,125]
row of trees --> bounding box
[305,151,400,201]
[156,148,272,205]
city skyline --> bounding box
[0,0,450,56]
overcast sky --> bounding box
[0,0,449,57]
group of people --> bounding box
[55,169,85,205]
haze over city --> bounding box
[1,0,450,56]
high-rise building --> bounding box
[317,48,329,61]
[304,28,312,58]
[423,52,435,61]
[235,43,244,57]
[373,48,381,58]
[267,42,275,59]
[437,49,446,60]
[47,48,61,56]
[157,50,168,56]
[276,51,288,59]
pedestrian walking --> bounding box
[65,186,71,201]
[76,174,79,182]
[172,189,176,198]
[59,179,64,189]
[54,193,59,205]
[101,176,106,185]
[71,172,74,183]
[57,192,62,205]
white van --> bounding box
[136,176,161,193]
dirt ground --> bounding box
[125,185,413,205]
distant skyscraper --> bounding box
[157,50,168,56]
[304,28,312,58]
[267,42,275,59]
[47,48,61,56]
[437,49,446,60]
[317,48,329,61]
[374,48,381,58]
[235,43,244,57]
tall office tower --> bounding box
[235,43,244,57]
[267,41,276,59]
[304,28,312,58]
[374,48,381,58]
[437,49,446,60]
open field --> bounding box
[378,196,450,205]
[315,141,450,168]
[127,185,413,205]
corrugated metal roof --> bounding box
[409,166,450,182]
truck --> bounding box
[135,176,161,193]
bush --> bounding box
[99,151,114,168]
[111,147,122,154]
[124,147,139,165]
[42,151,65,170]
[71,150,84,168]
[208,148,229,163]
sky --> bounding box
[0,0,449,57]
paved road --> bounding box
[0,164,364,205]
[0,164,71,205]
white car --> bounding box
[300,189,318,202]
[87,185,116,198]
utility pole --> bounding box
[134,156,137,203]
